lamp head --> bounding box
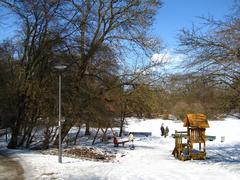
[54,64,67,70]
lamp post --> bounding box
[54,64,67,163]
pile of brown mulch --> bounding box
[41,147,116,162]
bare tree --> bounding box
[178,1,240,113]
[178,10,240,92]
[0,0,64,148]
[52,0,163,144]
[0,0,164,148]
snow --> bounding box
[1,117,240,180]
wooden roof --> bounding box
[183,114,209,128]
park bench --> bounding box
[206,135,216,141]
[113,137,129,147]
[124,132,152,137]
[130,132,152,137]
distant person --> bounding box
[113,136,118,147]
[128,132,135,150]
[165,126,169,137]
[160,123,165,136]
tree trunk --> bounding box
[42,127,51,149]
[7,125,20,149]
[85,121,91,135]
[119,103,126,137]
[74,125,81,145]
[53,120,73,146]
[25,129,36,149]
[7,96,26,149]
[92,128,100,145]
[119,116,125,137]
[17,127,27,147]
[49,127,58,143]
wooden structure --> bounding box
[172,114,210,161]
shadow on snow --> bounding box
[206,143,240,165]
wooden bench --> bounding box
[113,137,129,147]
[125,132,152,137]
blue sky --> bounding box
[151,0,234,49]
[0,8,17,41]
[0,0,234,52]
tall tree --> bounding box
[0,41,17,128]
[178,2,240,113]
[0,0,64,148]
[0,0,163,148]
[52,0,163,143]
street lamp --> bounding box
[54,64,67,163]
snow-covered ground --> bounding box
[1,117,240,180]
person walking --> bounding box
[165,126,169,137]
[128,132,135,150]
[160,123,165,136]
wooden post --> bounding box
[203,129,206,152]
[92,128,100,145]
[187,127,190,157]
[101,127,108,142]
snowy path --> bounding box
[1,118,240,180]
[14,136,240,180]
[100,137,240,180]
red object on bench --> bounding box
[113,137,129,147]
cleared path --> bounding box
[0,153,24,180]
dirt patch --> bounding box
[0,154,24,180]
[41,147,116,162]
